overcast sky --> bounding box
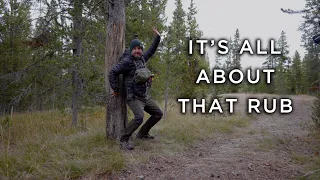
[165,0,307,68]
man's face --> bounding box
[131,46,143,58]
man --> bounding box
[108,27,163,150]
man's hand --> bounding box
[111,91,119,97]
[152,27,160,36]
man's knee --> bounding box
[133,113,144,125]
[154,109,163,120]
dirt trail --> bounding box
[111,94,318,180]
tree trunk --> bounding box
[71,0,83,127]
[105,0,127,140]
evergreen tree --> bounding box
[230,29,242,93]
[262,45,276,94]
[282,0,320,93]
[125,0,167,101]
[225,36,233,72]
[291,50,302,94]
[232,29,241,70]
[0,0,33,112]
[162,0,187,118]
[163,0,187,97]
[182,0,209,98]
[274,31,290,94]
[263,45,277,69]
[214,54,222,68]
[224,36,233,92]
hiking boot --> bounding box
[120,141,134,150]
[136,133,155,139]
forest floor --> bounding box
[103,93,320,180]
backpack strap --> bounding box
[133,58,146,69]
[133,60,138,69]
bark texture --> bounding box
[105,0,127,140]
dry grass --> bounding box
[295,128,320,180]
[0,101,255,179]
[257,136,293,152]
[0,107,124,180]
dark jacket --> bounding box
[109,35,161,101]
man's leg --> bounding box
[137,98,163,138]
[120,99,145,143]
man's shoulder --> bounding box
[118,50,132,63]
[120,55,133,64]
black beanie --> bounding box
[129,39,143,52]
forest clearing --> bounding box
[0,93,319,179]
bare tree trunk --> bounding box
[105,0,127,140]
[71,0,83,127]
[71,70,80,126]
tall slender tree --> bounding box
[274,31,290,94]
[105,0,127,140]
[162,0,187,119]
[291,50,302,94]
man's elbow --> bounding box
[108,69,117,82]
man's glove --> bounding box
[111,90,119,97]
[147,74,154,87]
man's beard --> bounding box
[133,52,142,58]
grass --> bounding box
[291,153,313,165]
[152,108,252,146]
[257,136,292,151]
[255,126,320,180]
[294,128,320,180]
[257,138,276,151]
[0,102,255,179]
[0,107,124,180]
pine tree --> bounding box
[230,29,242,93]
[263,45,277,69]
[162,0,187,118]
[225,36,233,72]
[214,54,222,68]
[262,45,277,94]
[232,29,241,70]
[182,0,209,98]
[274,31,290,94]
[224,36,233,93]
[125,0,167,101]
[282,0,320,93]
[0,0,33,112]
[291,50,302,94]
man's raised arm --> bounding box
[143,27,161,61]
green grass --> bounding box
[0,102,255,179]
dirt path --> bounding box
[110,94,318,180]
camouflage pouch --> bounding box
[133,59,152,84]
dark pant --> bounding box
[120,97,163,142]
